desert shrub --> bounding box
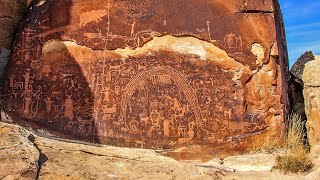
[273,113,313,173]
[274,150,313,173]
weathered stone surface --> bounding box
[0,0,31,84]
[1,0,289,157]
[289,51,318,146]
[302,54,320,153]
[220,154,276,172]
[291,51,316,84]
[1,121,319,180]
[290,51,317,120]
[0,122,39,179]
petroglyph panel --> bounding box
[1,0,289,156]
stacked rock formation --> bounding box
[1,0,289,158]
[0,0,31,85]
[301,54,320,153]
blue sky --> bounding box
[278,0,320,66]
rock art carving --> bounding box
[0,0,289,158]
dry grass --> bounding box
[274,150,313,174]
[252,136,283,154]
[273,113,313,174]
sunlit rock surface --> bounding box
[1,121,318,180]
[302,54,320,153]
[0,0,289,158]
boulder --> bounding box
[0,0,31,85]
[0,0,289,158]
[302,54,320,153]
[290,51,317,120]
[291,51,316,84]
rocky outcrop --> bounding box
[302,54,320,153]
[290,51,317,121]
[0,0,289,157]
[0,121,39,179]
[1,121,319,179]
[0,0,31,85]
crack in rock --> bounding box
[0,16,17,22]
[27,134,48,180]
[236,9,273,14]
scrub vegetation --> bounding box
[273,113,313,173]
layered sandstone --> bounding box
[1,0,289,157]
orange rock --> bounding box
[302,55,320,153]
[1,0,289,158]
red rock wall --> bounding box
[0,0,31,83]
[1,0,289,158]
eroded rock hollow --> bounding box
[1,0,289,158]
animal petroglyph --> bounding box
[79,9,108,27]
[1,0,287,155]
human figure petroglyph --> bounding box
[224,33,243,50]
[21,91,32,116]
[23,69,32,91]
[224,109,232,120]
[103,89,111,102]
[45,97,53,113]
[20,84,42,118]
[64,95,74,121]
[6,17,243,147]
[0,0,285,151]
[130,20,136,37]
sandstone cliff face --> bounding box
[0,0,289,158]
[0,0,31,84]
[302,54,320,153]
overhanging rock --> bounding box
[1,0,289,159]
